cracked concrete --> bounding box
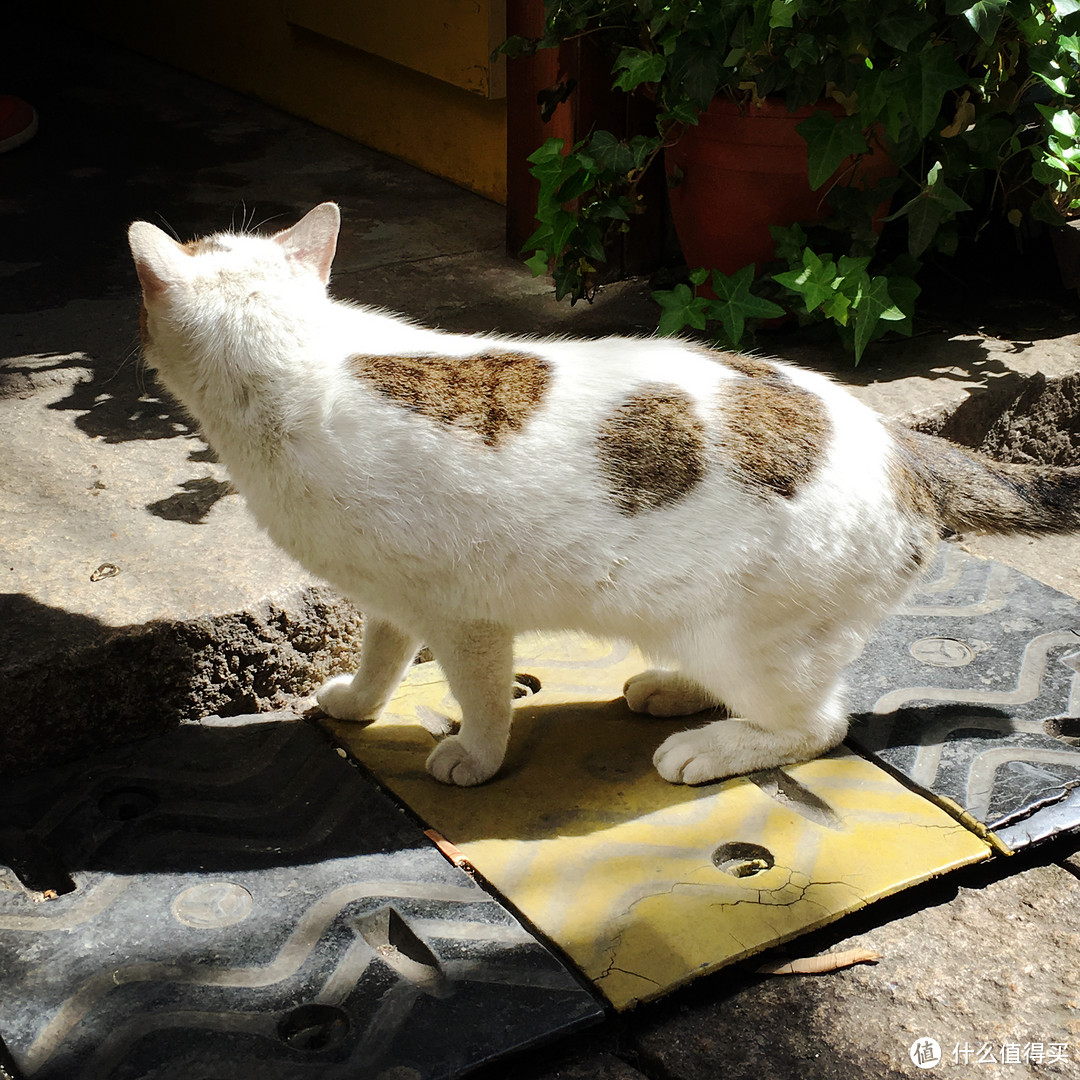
[5,15,1080,1080]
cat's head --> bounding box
[127,203,341,398]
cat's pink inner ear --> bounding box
[128,221,185,300]
[133,258,169,300]
[273,202,340,284]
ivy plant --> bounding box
[503,0,1080,361]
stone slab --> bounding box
[847,545,1080,849]
[323,634,991,1011]
[0,714,602,1080]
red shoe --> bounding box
[0,95,38,152]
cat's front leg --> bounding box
[424,621,513,787]
[317,617,420,722]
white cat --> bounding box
[128,203,1080,787]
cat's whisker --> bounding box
[251,211,285,234]
[153,213,181,242]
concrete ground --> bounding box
[4,22,1080,1080]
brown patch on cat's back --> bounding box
[350,351,550,447]
[722,353,783,380]
[718,376,831,498]
[689,344,783,380]
[598,385,708,515]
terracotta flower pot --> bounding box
[665,97,894,277]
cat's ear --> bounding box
[272,202,340,284]
[128,222,191,300]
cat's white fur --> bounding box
[127,203,1068,787]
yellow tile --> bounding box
[324,633,992,1009]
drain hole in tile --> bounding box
[356,906,450,997]
[712,842,774,878]
[1043,716,1080,746]
[97,787,159,821]
[512,673,542,699]
[0,828,77,897]
[277,1004,351,1053]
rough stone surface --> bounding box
[0,584,363,773]
[521,1052,649,1080]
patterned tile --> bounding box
[846,546,1080,849]
[0,715,601,1079]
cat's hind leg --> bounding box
[623,670,722,717]
[317,617,419,722]
[652,683,849,784]
[651,625,860,784]
[424,621,514,787]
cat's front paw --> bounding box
[624,670,719,717]
[426,736,502,787]
[653,726,734,785]
[316,675,379,723]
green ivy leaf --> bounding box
[769,0,798,29]
[1059,34,1080,58]
[524,250,550,277]
[882,273,921,336]
[526,137,566,167]
[653,282,709,336]
[820,289,852,326]
[787,33,820,71]
[886,164,973,257]
[896,47,968,138]
[851,275,903,362]
[587,131,636,176]
[962,0,1007,45]
[612,48,667,92]
[873,9,935,51]
[796,111,869,190]
[680,49,724,109]
[593,196,631,221]
[1036,103,1080,139]
[773,248,839,312]
[897,195,948,256]
[769,223,809,263]
[704,265,786,343]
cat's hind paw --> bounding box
[426,735,502,787]
[316,675,379,723]
[624,670,720,718]
[653,725,737,785]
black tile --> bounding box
[0,716,601,1079]
[847,547,1080,847]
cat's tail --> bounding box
[890,423,1080,534]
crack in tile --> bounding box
[990,778,1080,830]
